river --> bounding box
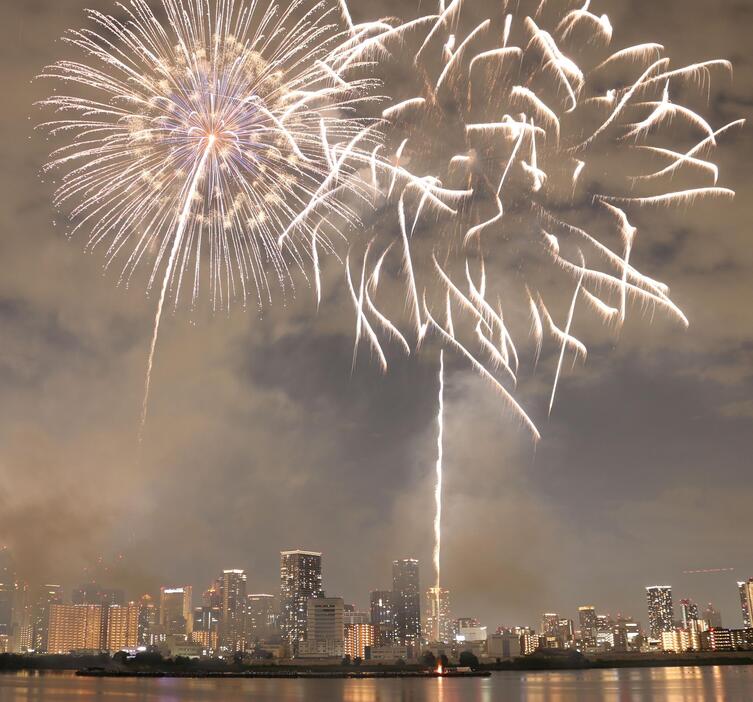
[2,666,753,701]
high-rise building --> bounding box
[246,594,277,643]
[679,599,700,628]
[578,606,597,644]
[220,569,247,653]
[280,550,323,655]
[738,580,753,628]
[704,603,723,629]
[369,590,395,645]
[344,622,374,660]
[392,559,421,650]
[426,587,451,643]
[106,603,140,652]
[32,584,63,652]
[0,549,15,640]
[9,582,33,653]
[192,605,220,653]
[646,586,674,639]
[48,604,103,653]
[540,613,560,636]
[160,586,193,637]
[557,618,574,646]
[300,597,344,658]
[137,594,159,646]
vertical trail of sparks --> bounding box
[433,349,444,642]
[139,137,215,442]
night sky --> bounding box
[0,0,751,633]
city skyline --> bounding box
[3,545,752,642]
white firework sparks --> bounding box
[37,0,385,436]
[345,0,741,598]
[346,0,742,440]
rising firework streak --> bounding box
[433,350,444,643]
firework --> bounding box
[345,0,741,614]
[345,0,741,440]
[38,0,385,436]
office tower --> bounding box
[738,580,753,628]
[219,569,247,652]
[540,613,560,635]
[160,586,193,637]
[369,590,395,645]
[0,548,15,640]
[192,605,220,652]
[137,594,159,646]
[646,586,674,638]
[679,599,700,628]
[246,594,276,643]
[9,582,33,653]
[426,587,451,643]
[578,606,597,644]
[106,602,140,652]
[280,550,323,655]
[392,559,421,649]
[704,603,723,629]
[32,584,63,652]
[300,597,344,658]
[557,618,574,646]
[48,604,103,653]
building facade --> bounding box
[106,603,140,652]
[32,584,63,653]
[300,597,344,658]
[160,586,193,637]
[220,569,247,653]
[246,593,276,643]
[578,606,597,645]
[426,587,451,644]
[392,559,421,650]
[369,590,394,645]
[280,550,323,655]
[48,604,103,653]
[738,580,753,628]
[646,586,674,639]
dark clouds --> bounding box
[0,0,751,635]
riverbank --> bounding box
[75,669,491,678]
[3,651,753,676]
[480,650,753,671]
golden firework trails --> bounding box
[346,0,741,440]
[38,0,395,437]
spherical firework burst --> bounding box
[37,0,383,433]
[347,0,742,439]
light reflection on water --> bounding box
[2,666,753,702]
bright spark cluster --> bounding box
[347,0,742,440]
[38,0,383,433]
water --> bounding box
[2,667,753,701]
